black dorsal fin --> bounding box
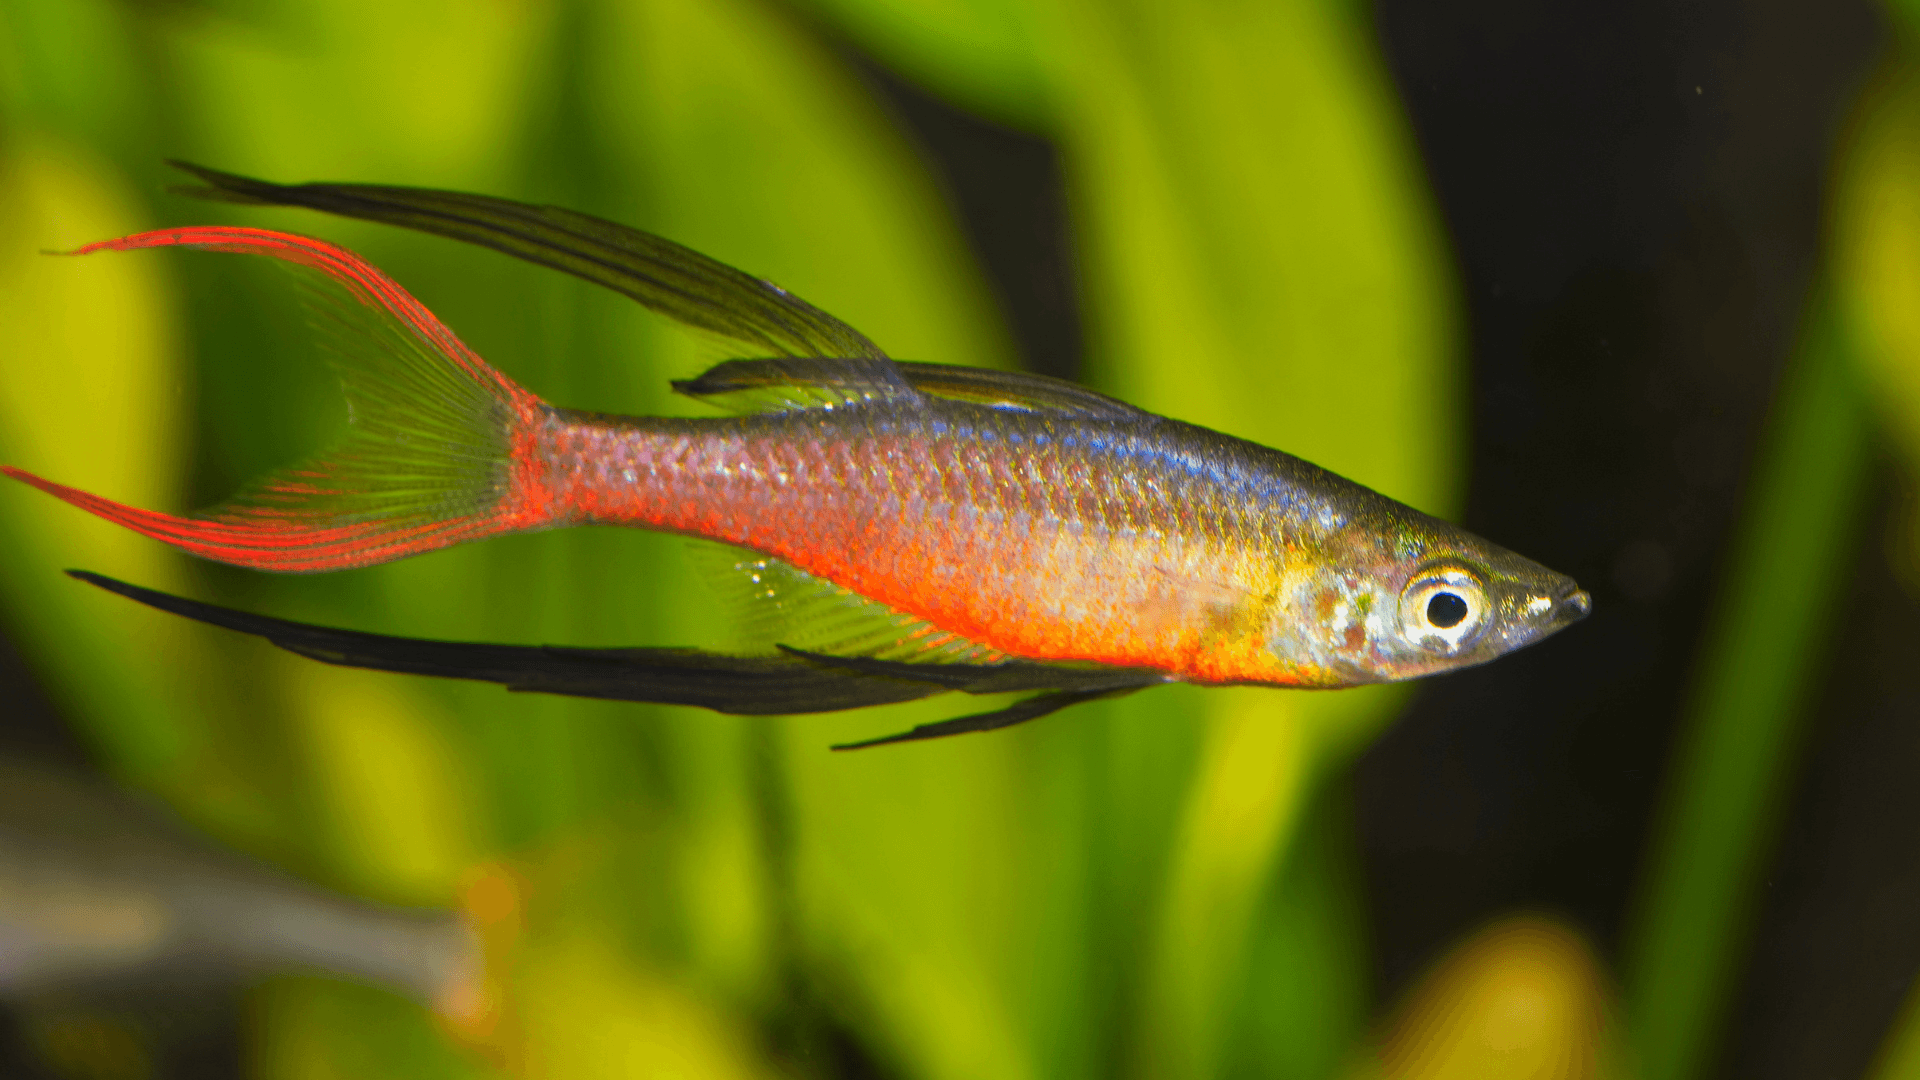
[169,161,894,364]
[669,357,923,414]
[675,359,1140,418]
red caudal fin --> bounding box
[3,227,553,572]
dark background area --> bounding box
[1361,3,1908,1079]
[1,0,1913,1076]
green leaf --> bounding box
[794,0,1056,128]
[1622,290,1871,1080]
[1045,2,1458,1075]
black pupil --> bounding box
[1427,592,1470,629]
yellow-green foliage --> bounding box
[11,1,1823,1079]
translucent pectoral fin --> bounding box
[684,540,1008,664]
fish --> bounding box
[0,755,479,1008]
[3,163,1590,748]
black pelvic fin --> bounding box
[829,688,1137,751]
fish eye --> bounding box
[1427,591,1469,628]
[1399,564,1490,655]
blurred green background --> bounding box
[0,0,1916,1078]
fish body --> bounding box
[0,757,477,1005]
[2,165,1589,741]
[536,399,1574,686]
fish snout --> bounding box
[1557,587,1593,624]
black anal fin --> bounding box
[67,571,941,716]
[67,571,1167,746]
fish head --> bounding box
[1273,513,1590,685]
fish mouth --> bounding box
[1502,579,1591,652]
[1557,585,1593,624]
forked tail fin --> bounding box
[3,227,552,572]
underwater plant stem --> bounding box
[1623,290,1872,1080]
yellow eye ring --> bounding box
[1399,564,1490,655]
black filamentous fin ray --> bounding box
[65,571,943,715]
[65,572,1158,746]
[165,161,873,356]
[777,645,1166,695]
[829,688,1136,751]
[166,162,917,404]
[674,359,1141,419]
